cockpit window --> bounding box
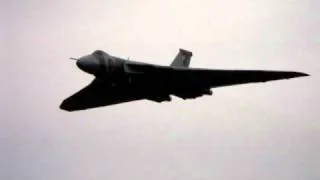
[93,50,105,56]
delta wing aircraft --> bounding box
[60,49,308,111]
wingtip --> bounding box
[296,72,310,77]
[59,100,73,112]
[59,102,68,111]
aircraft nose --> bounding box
[76,55,100,74]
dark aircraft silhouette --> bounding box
[60,49,308,111]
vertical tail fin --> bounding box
[170,49,193,67]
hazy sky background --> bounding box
[1,0,319,179]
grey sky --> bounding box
[1,0,319,179]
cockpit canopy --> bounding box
[93,50,109,56]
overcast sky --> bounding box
[1,0,319,180]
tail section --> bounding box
[170,49,193,67]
